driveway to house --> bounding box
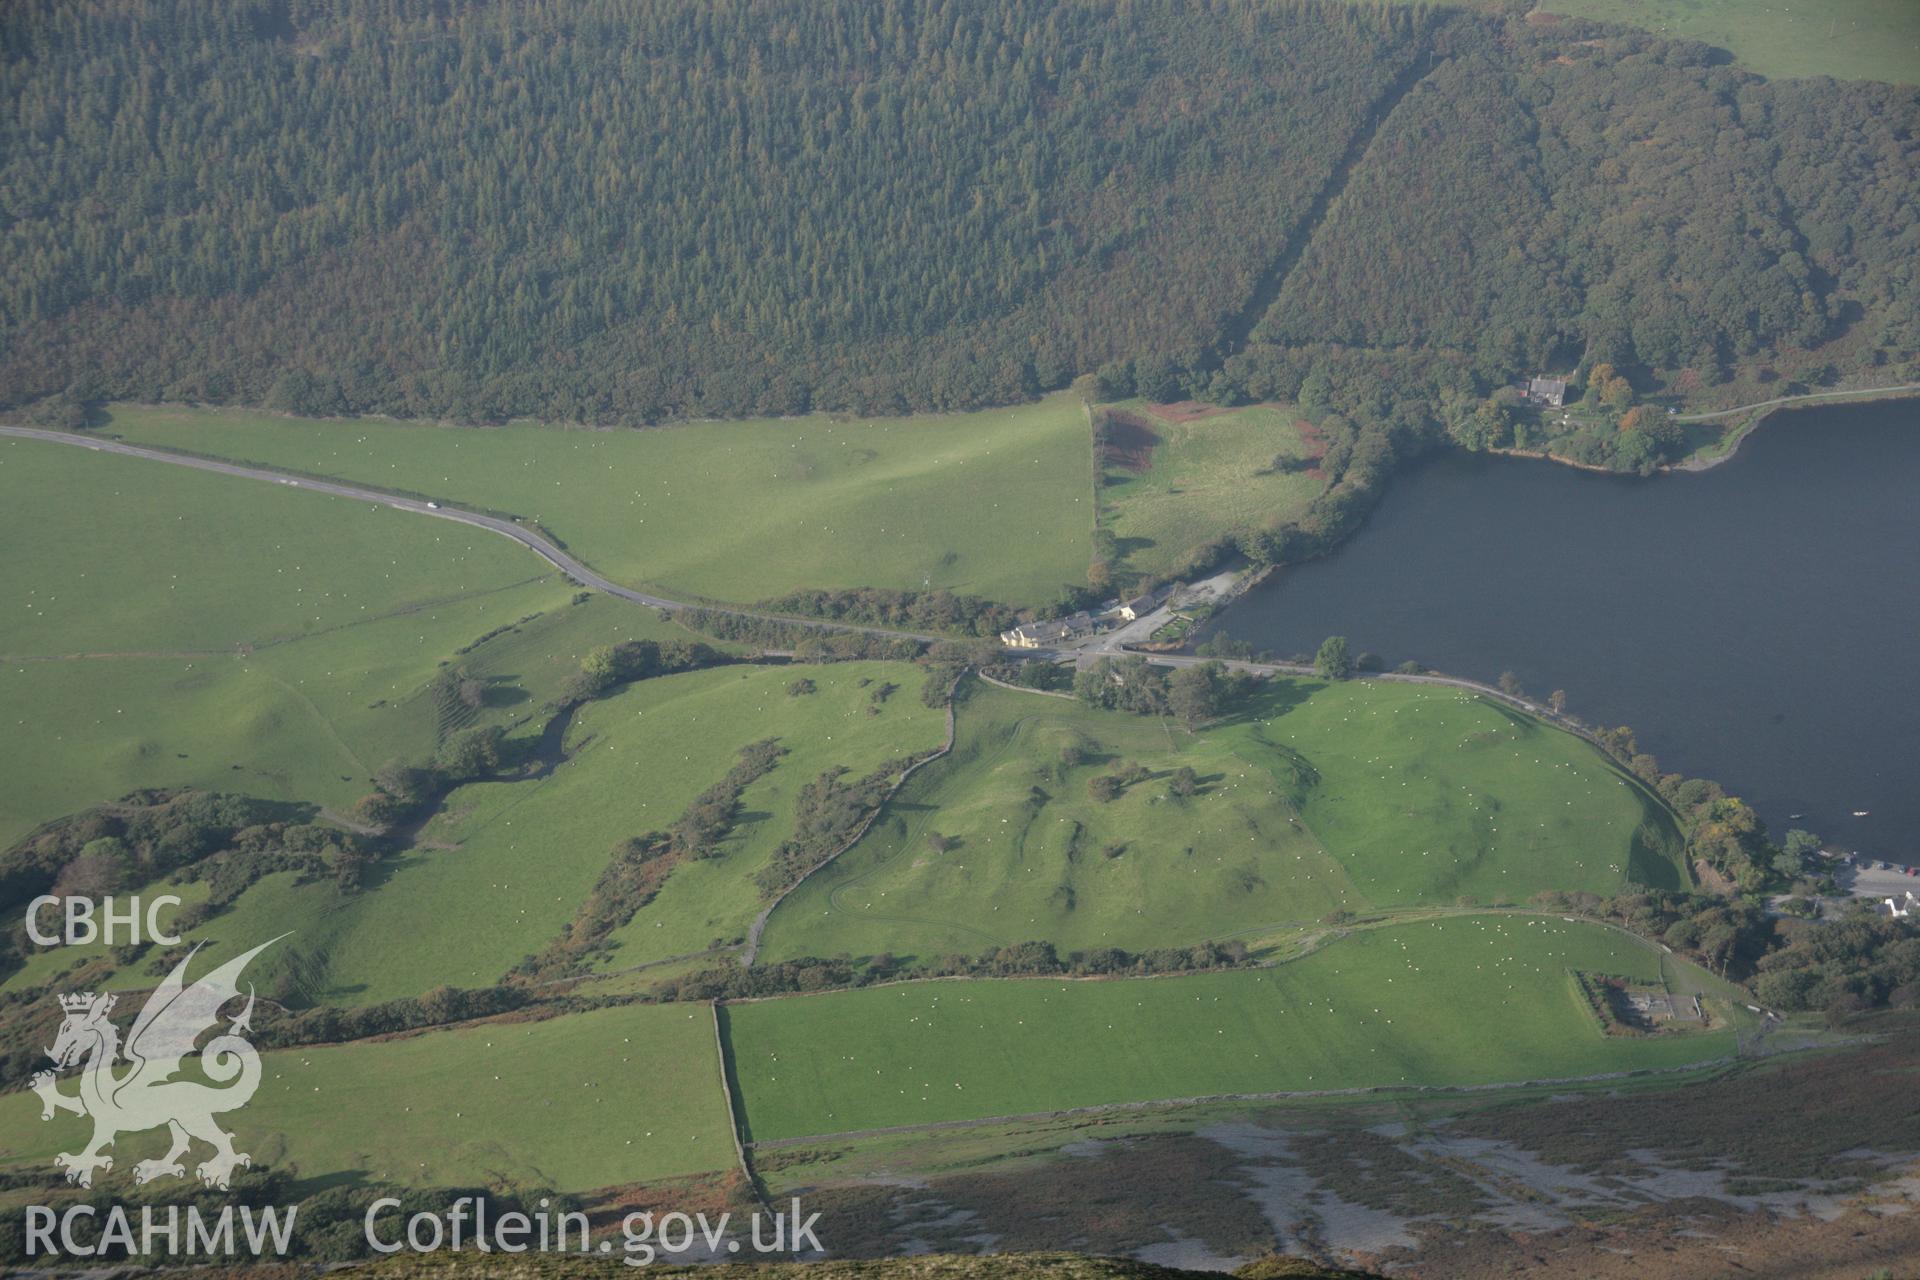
[1842,864,1920,899]
[1673,382,1920,423]
[1072,565,1246,655]
[1084,606,1172,653]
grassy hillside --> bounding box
[7,1,1912,437]
[0,1,1422,422]
[0,438,652,843]
[32,662,945,1005]
[0,436,545,657]
[732,915,1735,1141]
[99,397,1094,608]
[1097,402,1328,580]
[593,671,946,968]
[759,681,1684,964]
[0,588,717,854]
[0,1002,736,1192]
[1541,0,1920,84]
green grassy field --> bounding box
[0,587,716,852]
[0,438,670,843]
[1541,0,1920,84]
[0,436,549,658]
[1,883,213,995]
[98,395,1095,608]
[592,669,946,968]
[731,915,1735,1141]
[0,1002,735,1192]
[1098,402,1327,579]
[28,661,944,1005]
[1328,0,1919,83]
[759,680,1684,964]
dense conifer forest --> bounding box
[1,0,1915,425]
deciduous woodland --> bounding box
[2,0,1914,429]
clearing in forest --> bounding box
[1097,401,1328,580]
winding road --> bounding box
[1,423,677,603]
[0,423,941,643]
[0,422,1605,734]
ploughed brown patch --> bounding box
[1099,410,1163,475]
[785,1132,1276,1261]
[1386,1196,1920,1280]
[1451,1026,1920,1185]
[1294,418,1330,481]
[579,1170,747,1229]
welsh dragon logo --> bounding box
[31,938,279,1190]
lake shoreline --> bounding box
[1489,383,1920,478]
[1671,384,1920,472]
[1195,397,1920,855]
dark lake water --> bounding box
[1198,399,1920,858]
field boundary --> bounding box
[533,944,739,991]
[739,677,961,966]
[718,908,1697,1009]
[711,1000,777,1219]
[743,1056,1741,1152]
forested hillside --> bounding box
[1259,27,1920,381]
[1,0,1915,425]
[0,0,1422,421]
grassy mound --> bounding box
[759,681,1684,964]
[99,395,1095,608]
[731,916,1734,1142]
